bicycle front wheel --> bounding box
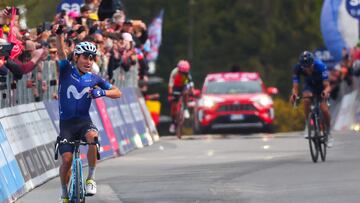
[308,115,319,163]
[75,160,81,203]
[175,112,184,139]
[74,159,86,203]
[319,130,327,162]
[175,100,185,139]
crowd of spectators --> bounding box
[0,0,151,104]
[327,41,360,100]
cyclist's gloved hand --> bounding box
[90,88,106,98]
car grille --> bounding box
[217,104,256,112]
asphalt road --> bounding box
[17,131,360,203]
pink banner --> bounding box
[95,98,119,154]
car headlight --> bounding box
[198,96,224,108]
[251,95,273,107]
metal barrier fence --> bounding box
[0,60,139,108]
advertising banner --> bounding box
[122,88,152,146]
[94,98,120,154]
[135,89,160,141]
[116,91,144,149]
[89,102,116,159]
[34,102,60,168]
[56,0,84,13]
[0,123,25,203]
[43,100,60,133]
[0,104,56,190]
[102,98,133,155]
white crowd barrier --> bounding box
[0,87,158,203]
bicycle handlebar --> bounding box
[292,95,329,108]
[54,137,101,160]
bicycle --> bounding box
[307,96,329,162]
[294,96,329,163]
[54,136,100,203]
[173,91,186,139]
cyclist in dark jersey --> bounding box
[290,51,333,147]
[54,24,121,203]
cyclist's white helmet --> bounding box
[74,41,98,56]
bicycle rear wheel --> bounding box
[308,115,319,163]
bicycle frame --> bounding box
[173,90,188,139]
[68,142,86,203]
[54,137,100,203]
[307,96,328,162]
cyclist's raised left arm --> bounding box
[97,77,121,99]
[104,85,121,99]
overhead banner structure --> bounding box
[321,0,358,61]
[56,0,84,13]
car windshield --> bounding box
[205,80,263,94]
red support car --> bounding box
[193,72,278,134]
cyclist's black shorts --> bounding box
[59,117,98,155]
[172,86,190,102]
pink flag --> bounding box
[7,7,23,59]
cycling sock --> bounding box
[61,184,68,198]
[87,167,96,180]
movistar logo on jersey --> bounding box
[67,85,90,99]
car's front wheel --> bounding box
[193,117,209,134]
[263,124,275,133]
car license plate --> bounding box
[230,114,244,121]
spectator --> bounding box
[98,0,125,21]
[351,40,360,60]
[340,47,353,86]
[76,5,94,28]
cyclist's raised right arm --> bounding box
[53,24,67,60]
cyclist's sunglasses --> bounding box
[82,52,97,59]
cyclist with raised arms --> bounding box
[168,60,194,134]
[53,24,121,203]
[290,51,333,147]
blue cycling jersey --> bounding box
[292,59,329,86]
[58,60,112,120]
